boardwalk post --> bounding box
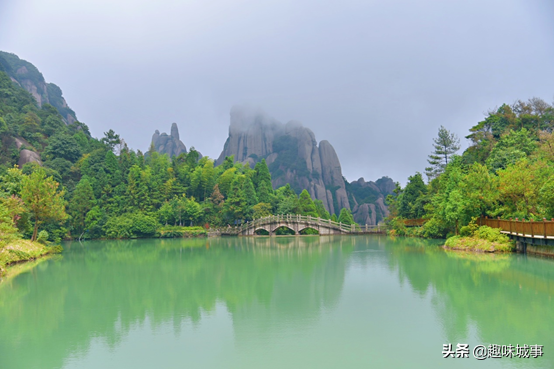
[509,218,512,234]
[530,219,534,238]
[544,218,547,239]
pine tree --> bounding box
[256,180,274,204]
[254,159,272,189]
[425,126,460,180]
[298,190,318,217]
[338,208,355,225]
[314,199,330,219]
[224,175,248,222]
[243,177,258,208]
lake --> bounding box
[0,235,552,368]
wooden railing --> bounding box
[481,217,554,239]
[403,219,426,227]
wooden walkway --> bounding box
[480,217,554,240]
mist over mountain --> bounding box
[213,106,393,224]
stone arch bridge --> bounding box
[211,214,384,236]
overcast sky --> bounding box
[1,0,553,184]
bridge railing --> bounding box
[235,214,383,234]
[481,217,554,239]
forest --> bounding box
[0,70,356,246]
[387,97,554,239]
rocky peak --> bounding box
[217,107,350,215]
[216,106,394,224]
[151,123,187,157]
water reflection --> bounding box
[383,237,554,367]
[0,235,553,368]
[0,236,353,369]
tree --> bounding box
[253,203,272,218]
[0,200,20,248]
[254,159,272,189]
[69,177,96,235]
[397,173,427,219]
[42,134,82,163]
[338,208,355,225]
[243,177,258,208]
[21,170,67,241]
[217,168,237,197]
[298,190,318,217]
[314,199,330,219]
[210,184,224,207]
[425,126,460,180]
[486,128,536,172]
[101,129,121,151]
[256,180,274,204]
[224,175,248,222]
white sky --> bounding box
[1,0,553,184]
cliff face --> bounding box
[151,123,187,157]
[346,177,394,225]
[0,52,77,125]
[216,107,392,224]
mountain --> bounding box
[216,106,393,224]
[0,52,77,125]
[0,51,91,174]
[151,123,187,157]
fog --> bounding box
[1,0,553,183]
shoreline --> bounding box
[0,240,62,277]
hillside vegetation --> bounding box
[0,56,358,247]
[387,98,554,239]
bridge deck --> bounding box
[500,231,554,240]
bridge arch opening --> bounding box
[299,227,319,235]
[273,226,296,235]
[254,228,269,235]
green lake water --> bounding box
[0,235,553,368]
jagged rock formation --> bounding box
[0,52,77,125]
[217,107,393,224]
[346,177,394,225]
[151,123,187,157]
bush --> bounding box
[459,217,479,237]
[104,212,159,239]
[37,230,49,244]
[444,225,513,252]
[474,226,511,244]
[421,217,449,238]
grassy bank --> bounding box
[0,240,62,276]
[444,226,514,253]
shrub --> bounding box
[474,226,511,244]
[104,212,158,239]
[37,230,49,244]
